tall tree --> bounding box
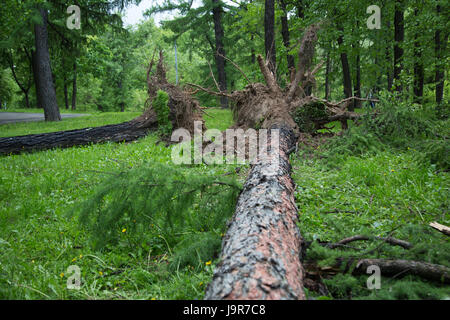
[337,27,353,107]
[33,7,61,121]
[264,0,276,74]
[413,8,424,102]
[434,4,447,105]
[393,0,404,92]
[279,0,295,72]
[212,0,228,108]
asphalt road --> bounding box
[0,112,89,124]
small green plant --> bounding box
[292,101,328,133]
[73,162,241,250]
[153,90,172,136]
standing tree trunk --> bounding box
[279,0,295,72]
[264,0,276,74]
[413,9,424,103]
[434,5,447,105]
[393,0,404,92]
[72,62,77,110]
[212,0,228,109]
[337,27,353,113]
[64,74,69,110]
[325,50,331,100]
[33,8,61,121]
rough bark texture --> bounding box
[33,8,61,121]
[205,126,305,300]
[0,120,153,156]
[202,25,323,300]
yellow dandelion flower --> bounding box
[60,272,64,278]
[79,254,83,259]
[71,257,77,262]
[205,261,212,266]
[151,298,156,300]
[199,282,204,286]
[31,260,35,264]
[99,271,103,276]
[122,228,127,233]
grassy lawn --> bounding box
[0,112,141,138]
[0,108,237,299]
[0,109,448,300]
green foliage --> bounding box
[169,232,222,271]
[153,90,172,136]
[321,91,449,170]
[0,111,238,299]
[292,101,328,133]
[74,162,241,250]
[291,145,449,300]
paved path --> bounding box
[0,112,89,124]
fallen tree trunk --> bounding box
[0,119,155,156]
[204,25,325,300]
[0,51,203,156]
[205,126,305,299]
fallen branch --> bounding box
[327,235,413,250]
[186,83,233,98]
[217,53,251,84]
[351,259,450,284]
[429,222,450,236]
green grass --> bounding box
[203,107,234,131]
[0,109,239,299]
[291,149,450,299]
[0,112,140,138]
[0,108,89,114]
[0,109,448,300]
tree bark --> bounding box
[204,126,306,299]
[33,8,61,121]
[325,50,331,100]
[212,0,228,109]
[337,29,353,113]
[393,0,404,92]
[64,74,69,110]
[203,25,322,300]
[435,5,447,105]
[353,52,361,109]
[279,0,295,72]
[413,9,424,103]
[72,62,77,110]
[0,120,153,156]
[264,0,277,75]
